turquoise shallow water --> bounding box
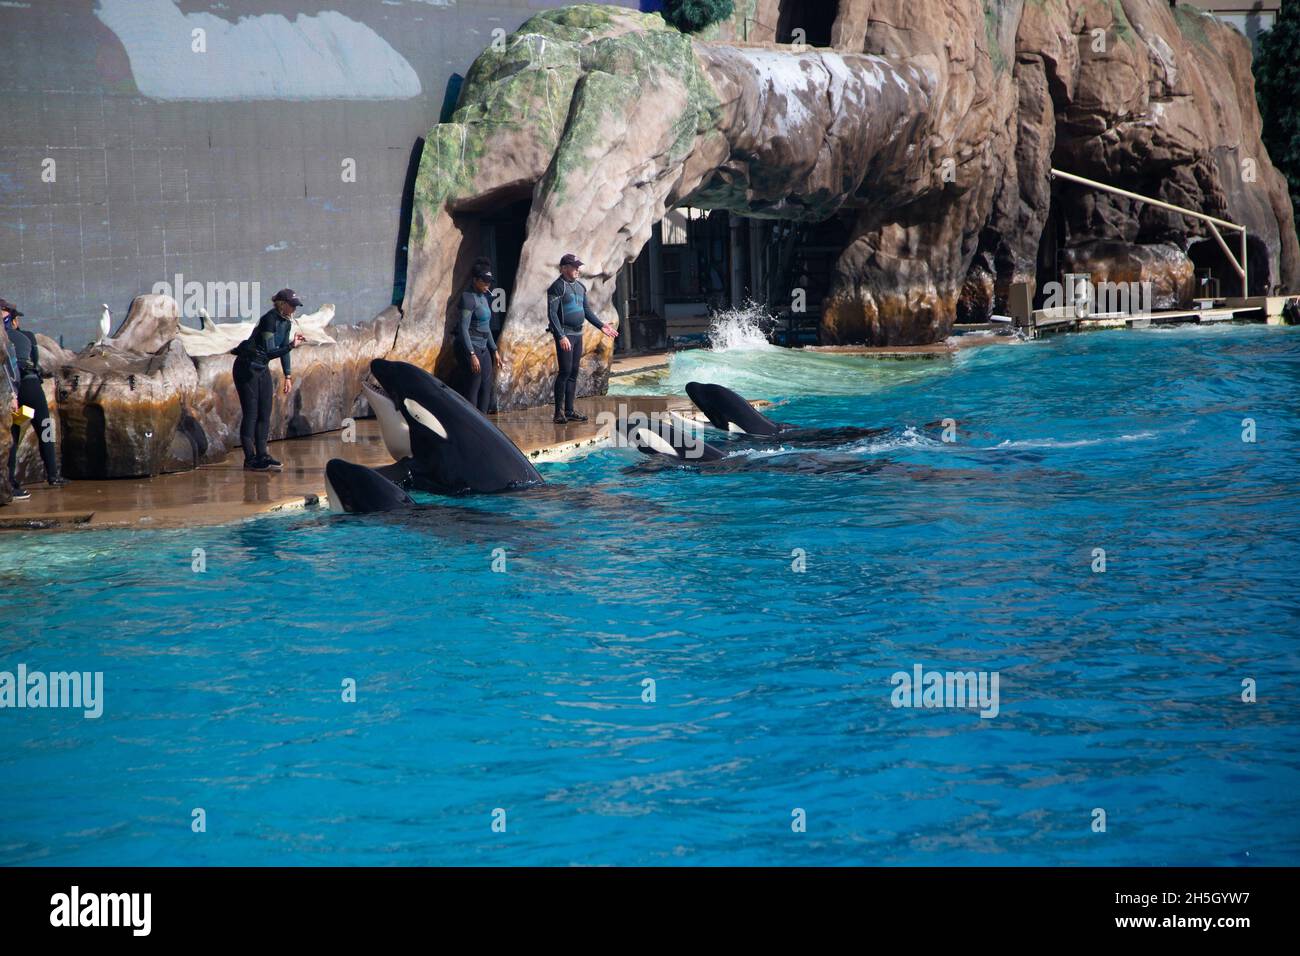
[1,324,1298,866]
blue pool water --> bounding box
[2,324,1298,866]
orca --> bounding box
[685,380,889,445]
[685,381,786,436]
[325,458,414,514]
[368,359,543,494]
[621,413,726,462]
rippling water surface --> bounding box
[2,324,1298,865]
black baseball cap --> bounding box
[272,288,304,307]
[0,298,23,316]
[559,253,583,267]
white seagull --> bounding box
[198,306,214,330]
[98,304,112,344]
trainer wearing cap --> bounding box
[456,257,501,414]
[230,289,305,471]
[546,253,617,425]
[2,298,64,497]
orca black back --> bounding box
[685,381,784,436]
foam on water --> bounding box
[995,431,1158,450]
[846,425,943,455]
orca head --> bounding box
[369,359,542,493]
[361,380,411,460]
[325,458,415,514]
[370,359,461,451]
[622,413,725,463]
[685,381,783,436]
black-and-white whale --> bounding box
[683,381,889,445]
[325,458,415,514]
[620,411,726,462]
[622,381,892,465]
[366,359,543,494]
[324,359,542,514]
[684,381,786,436]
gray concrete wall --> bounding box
[0,0,637,348]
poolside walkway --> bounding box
[609,351,673,375]
[0,394,700,532]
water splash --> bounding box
[613,302,949,398]
[706,303,776,352]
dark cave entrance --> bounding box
[1033,196,1069,309]
[479,196,531,329]
[1187,234,1270,299]
[615,207,853,349]
[769,213,853,344]
[443,191,531,398]
[776,1,838,47]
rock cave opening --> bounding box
[441,190,532,387]
[776,1,839,47]
[1032,195,1069,310]
[479,195,531,325]
[1187,234,1271,299]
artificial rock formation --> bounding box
[402,0,1297,396]
[967,0,1300,318]
[6,2,1296,483]
[402,4,948,403]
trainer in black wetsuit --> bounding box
[2,299,63,496]
[457,259,500,414]
[546,253,617,425]
[230,289,305,471]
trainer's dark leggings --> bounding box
[233,357,273,461]
[7,375,58,485]
[554,333,582,414]
[460,345,494,414]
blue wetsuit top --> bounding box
[546,277,604,339]
[458,290,497,353]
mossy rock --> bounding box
[411,3,720,227]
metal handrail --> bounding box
[1050,168,1248,296]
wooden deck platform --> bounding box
[1029,304,1267,337]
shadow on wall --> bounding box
[392,77,463,306]
[68,404,108,481]
[392,137,426,308]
